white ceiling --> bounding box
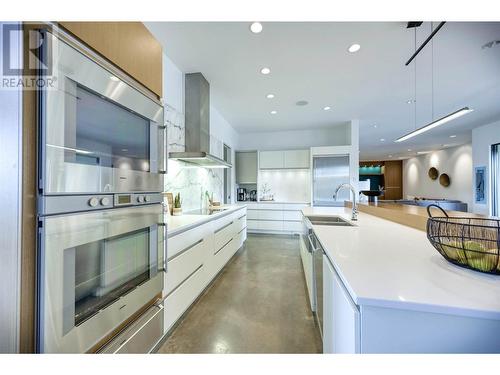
[146,22,500,160]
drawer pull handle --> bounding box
[214,238,232,255]
[215,221,233,234]
[167,239,203,261]
[165,264,204,298]
[237,215,246,220]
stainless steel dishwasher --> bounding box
[308,232,324,339]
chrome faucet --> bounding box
[333,183,358,221]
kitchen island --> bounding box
[301,206,500,353]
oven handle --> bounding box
[158,222,168,273]
[158,125,167,175]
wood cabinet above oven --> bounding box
[59,22,163,98]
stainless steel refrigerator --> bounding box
[312,155,351,206]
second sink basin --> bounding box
[307,216,354,226]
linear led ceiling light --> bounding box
[395,107,473,142]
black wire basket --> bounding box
[426,204,500,275]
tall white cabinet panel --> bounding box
[284,150,310,169]
[236,151,258,184]
[259,151,284,169]
[323,254,360,354]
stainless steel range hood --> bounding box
[168,73,231,168]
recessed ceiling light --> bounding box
[250,22,263,34]
[323,106,331,111]
[348,43,361,53]
[260,67,271,75]
[388,155,393,157]
[406,99,415,104]
[450,134,457,138]
[266,94,275,99]
[407,149,412,152]
[270,110,277,115]
[380,138,385,142]
[110,76,120,82]
[296,100,308,106]
[373,124,378,128]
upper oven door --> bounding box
[39,203,165,353]
[39,31,165,195]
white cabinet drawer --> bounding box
[283,210,303,221]
[214,220,235,253]
[259,220,283,231]
[247,220,259,231]
[258,210,283,221]
[247,210,259,220]
[236,226,247,247]
[213,213,236,252]
[165,238,207,295]
[283,221,303,233]
[213,237,236,274]
[234,213,247,232]
[169,221,212,258]
[164,264,205,333]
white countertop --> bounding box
[166,205,245,237]
[302,206,500,320]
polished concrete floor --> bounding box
[158,234,322,353]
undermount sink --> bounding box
[307,216,354,226]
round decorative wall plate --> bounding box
[428,167,439,180]
[439,173,450,187]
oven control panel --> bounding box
[114,193,158,207]
[40,193,163,216]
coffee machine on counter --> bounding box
[249,190,257,201]
[237,188,247,201]
[237,188,257,201]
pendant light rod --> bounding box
[395,107,473,142]
[405,21,445,66]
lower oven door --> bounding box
[39,204,165,353]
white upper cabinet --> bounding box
[284,150,310,169]
[236,151,258,183]
[259,151,284,169]
[259,149,309,170]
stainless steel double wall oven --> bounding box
[37,29,166,353]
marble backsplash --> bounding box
[164,104,224,212]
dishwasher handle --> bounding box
[307,233,320,253]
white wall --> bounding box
[472,120,500,215]
[237,125,350,151]
[259,170,311,202]
[403,144,473,211]
[162,54,184,111]
[210,106,239,203]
